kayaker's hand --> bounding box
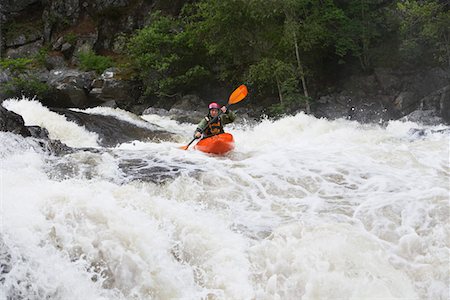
[194,131,202,139]
[221,106,227,113]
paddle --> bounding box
[180,84,248,150]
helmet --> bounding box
[208,102,220,109]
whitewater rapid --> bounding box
[1,99,449,299]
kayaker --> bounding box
[194,102,236,138]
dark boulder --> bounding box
[51,108,176,147]
[0,105,31,137]
[441,86,450,123]
[87,68,142,109]
[46,68,96,107]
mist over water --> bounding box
[1,99,449,299]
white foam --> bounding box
[1,108,449,299]
[2,98,99,147]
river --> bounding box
[1,99,449,299]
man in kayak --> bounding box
[194,102,236,138]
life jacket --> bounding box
[204,115,224,136]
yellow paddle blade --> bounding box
[179,145,189,150]
[228,84,248,104]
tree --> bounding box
[127,11,209,98]
[184,0,259,83]
[280,0,352,113]
[398,0,450,67]
[336,0,396,71]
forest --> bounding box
[126,0,449,112]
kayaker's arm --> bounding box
[220,109,236,124]
[194,118,208,137]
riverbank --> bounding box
[1,0,449,124]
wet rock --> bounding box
[27,125,49,139]
[314,94,401,123]
[402,110,444,125]
[0,105,31,137]
[313,67,449,123]
[51,108,175,147]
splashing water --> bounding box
[1,99,448,299]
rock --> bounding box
[6,35,27,47]
[0,105,31,137]
[51,108,175,147]
[61,42,75,59]
[143,107,170,116]
[88,68,141,108]
[47,68,96,107]
[45,54,68,70]
[70,21,99,65]
[168,108,204,124]
[52,36,65,51]
[0,70,11,85]
[441,86,450,123]
[5,29,42,48]
[420,85,448,111]
[5,39,43,59]
[402,110,444,125]
[100,100,117,108]
[171,94,205,110]
[2,0,40,13]
[400,85,450,124]
[27,125,49,139]
[374,68,400,93]
[342,74,378,96]
[394,91,419,113]
[314,93,401,123]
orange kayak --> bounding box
[194,133,235,154]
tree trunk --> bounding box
[276,75,283,104]
[360,0,370,71]
[445,33,450,68]
[293,31,311,114]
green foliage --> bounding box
[34,46,51,67]
[123,0,447,111]
[4,19,44,42]
[398,0,449,66]
[0,58,33,74]
[64,32,78,45]
[1,76,51,100]
[127,11,210,96]
[335,0,398,71]
[78,50,114,74]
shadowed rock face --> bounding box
[51,108,176,147]
[0,105,31,137]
